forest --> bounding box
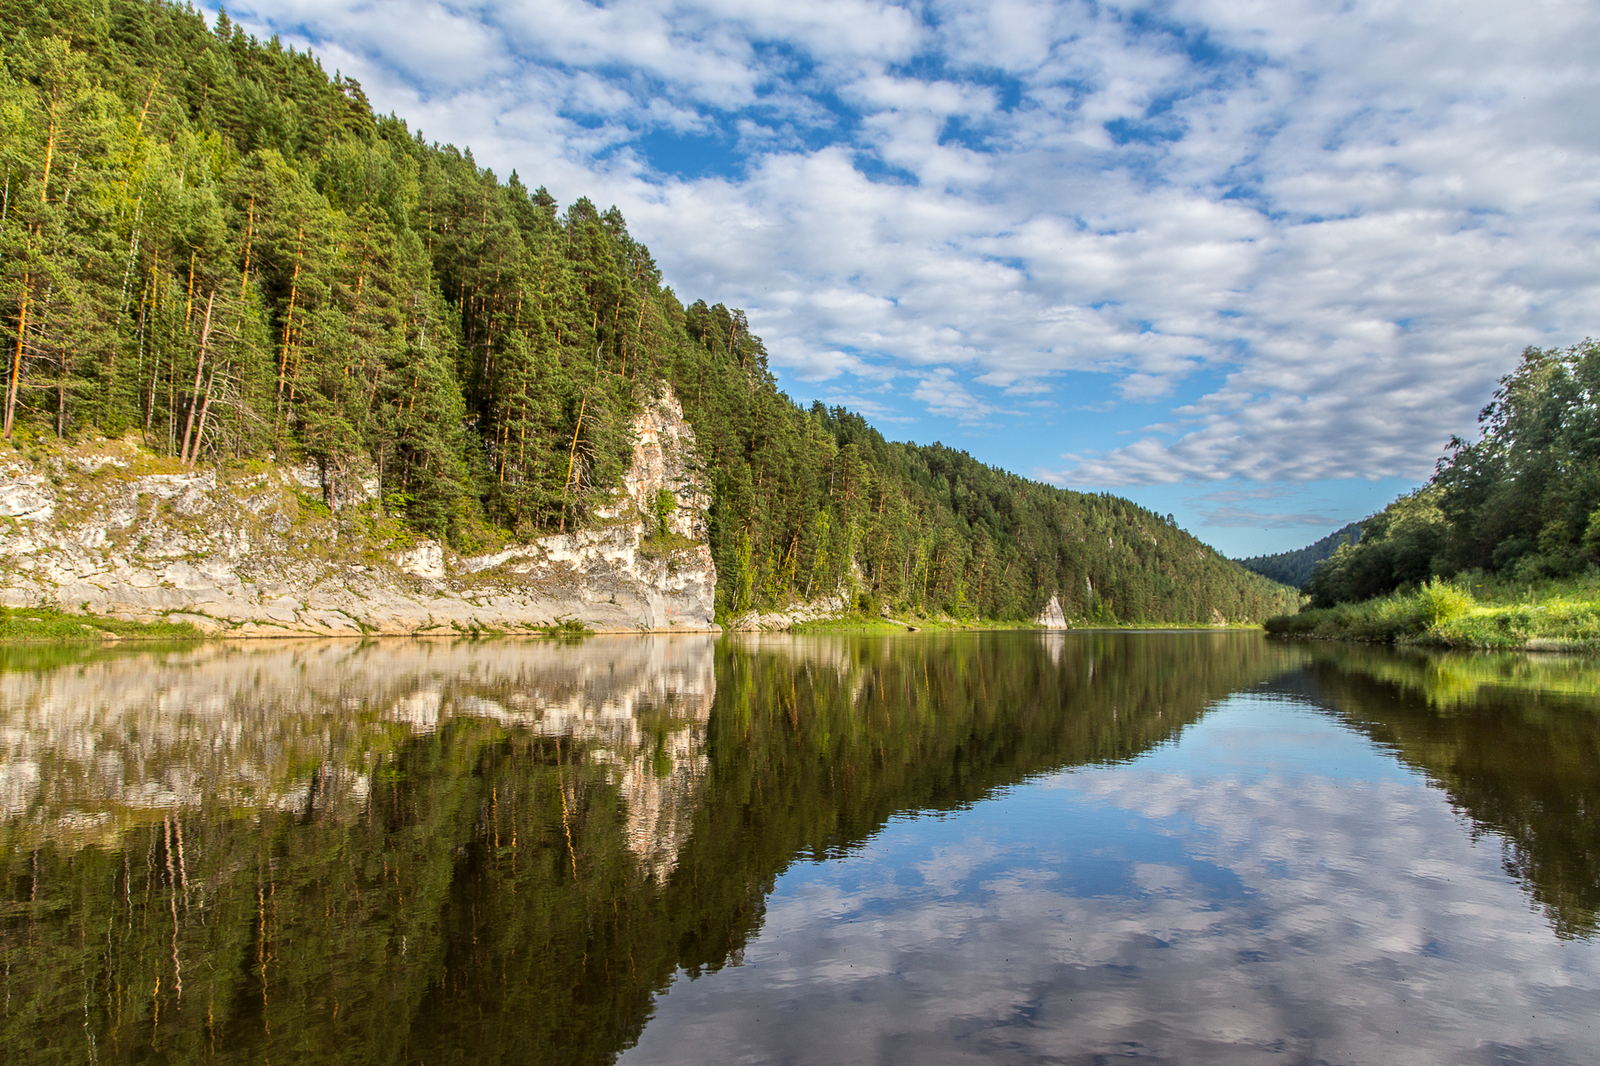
[0,0,1296,623]
[1238,521,1362,588]
[1307,341,1600,607]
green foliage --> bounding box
[789,614,911,633]
[1434,340,1600,579]
[651,485,676,539]
[1306,489,1449,607]
[536,617,591,637]
[0,606,201,641]
[0,2,651,540]
[1302,340,1600,609]
[1237,521,1363,588]
[0,0,1297,626]
[1268,574,1600,650]
[1416,577,1476,626]
[672,376,1298,621]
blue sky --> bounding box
[219,0,1600,556]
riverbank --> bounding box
[1265,573,1600,650]
[0,608,614,644]
[0,607,203,642]
[788,612,1043,633]
[0,391,719,636]
[787,614,1263,634]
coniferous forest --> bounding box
[1237,522,1363,589]
[0,0,1296,623]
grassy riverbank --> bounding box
[788,613,1262,634]
[789,612,1043,633]
[1266,573,1600,650]
[0,608,203,643]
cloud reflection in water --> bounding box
[623,694,1600,1065]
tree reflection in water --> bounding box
[0,632,1292,1063]
[5,632,1598,1063]
[1301,645,1600,939]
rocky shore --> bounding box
[0,391,719,636]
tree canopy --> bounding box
[1308,341,1600,606]
[1237,522,1363,589]
[0,0,1295,623]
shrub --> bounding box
[1416,578,1475,626]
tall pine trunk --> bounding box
[5,272,30,439]
[179,291,214,464]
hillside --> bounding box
[1237,522,1363,589]
[1264,340,1600,648]
[1300,341,1600,611]
[0,0,1296,624]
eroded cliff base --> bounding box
[0,394,718,636]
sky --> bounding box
[213,0,1600,557]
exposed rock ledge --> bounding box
[1036,594,1068,629]
[0,389,718,635]
[723,595,851,632]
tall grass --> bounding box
[1265,575,1600,650]
[0,607,202,643]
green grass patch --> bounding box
[449,620,507,638]
[0,607,203,643]
[1069,620,1262,631]
[1266,575,1600,650]
[789,611,1044,633]
[532,618,591,638]
[637,531,699,559]
[790,613,913,633]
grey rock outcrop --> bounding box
[0,389,718,635]
[1036,594,1068,629]
[724,594,851,631]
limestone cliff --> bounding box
[1036,594,1068,629]
[0,388,718,634]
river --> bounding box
[2,631,1598,1064]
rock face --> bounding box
[724,594,851,632]
[0,389,718,635]
[1036,594,1068,629]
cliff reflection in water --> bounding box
[0,631,1294,1064]
[0,638,716,880]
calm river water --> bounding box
[3,631,1599,1064]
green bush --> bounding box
[651,488,677,540]
[1269,574,1600,649]
[1416,578,1474,626]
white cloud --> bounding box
[218,0,1600,491]
[1199,504,1345,529]
[910,369,1008,422]
[621,692,1600,1064]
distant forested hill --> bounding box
[0,0,1295,623]
[1237,522,1363,589]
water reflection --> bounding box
[628,642,1600,1065]
[0,637,716,878]
[1298,645,1600,939]
[632,695,1600,1066]
[3,632,1600,1064]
